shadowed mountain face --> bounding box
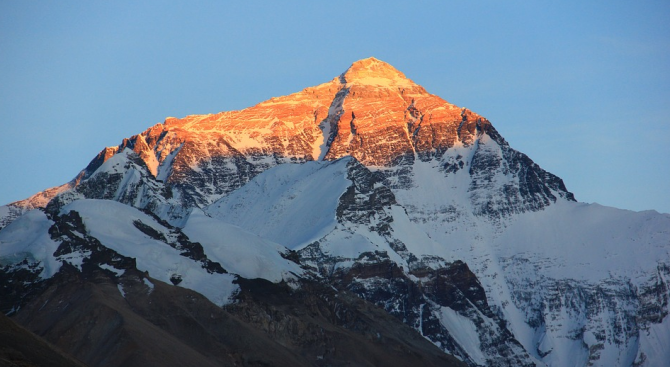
[0,311,85,367]
[1,58,669,367]
[9,262,463,367]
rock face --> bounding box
[1,57,669,367]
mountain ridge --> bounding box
[2,57,571,224]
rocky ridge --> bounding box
[2,57,571,228]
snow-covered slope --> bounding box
[0,199,303,307]
[182,209,303,282]
[206,158,352,249]
[202,147,670,366]
[0,209,61,279]
[61,200,239,306]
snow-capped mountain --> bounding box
[1,57,668,367]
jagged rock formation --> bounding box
[1,57,669,367]
[1,58,571,228]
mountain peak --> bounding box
[340,57,416,88]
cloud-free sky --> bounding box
[1,1,668,213]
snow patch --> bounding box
[143,277,154,293]
[438,307,486,365]
[117,284,126,298]
[57,250,90,271]
[99,263,125,276]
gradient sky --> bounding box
[1,1,669,213]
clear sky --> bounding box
[1,1,668,213]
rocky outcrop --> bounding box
[500,257,670,366]
[228,277,466,367]
[332,259,535,367]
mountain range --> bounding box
[1,57,668,367]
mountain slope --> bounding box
[1,201,464,367]
[203,155,670,366]
[0,312,85,367]
[12,263,462,367]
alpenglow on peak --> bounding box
[340,57,417,88]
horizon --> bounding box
[1,1,668,214]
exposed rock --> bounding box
[228,277,466,367]
[8,255,465,367]
[2,58,573,226]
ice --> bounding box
[156,142,182,182]
[491,200,670,282]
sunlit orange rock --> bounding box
[9,57,491,209]
[115,57,486,178]
[3,57,570,222]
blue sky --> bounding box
[1,1,669,213]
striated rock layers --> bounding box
[3,57,572,225]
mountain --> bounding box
[1,57,669,367]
